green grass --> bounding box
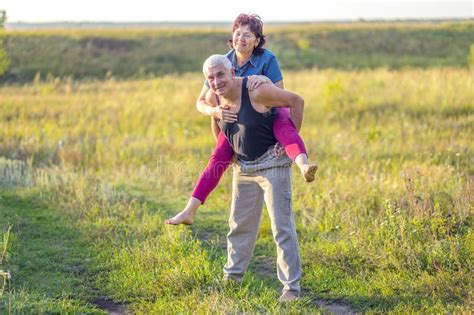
[3,20,474,82]
[0,67,472,313]
[0,189,103,313]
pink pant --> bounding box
[192,107,306,204]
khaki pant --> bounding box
[223,148,302,293]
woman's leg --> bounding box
[191,132,234,203]
[274,107,318,182]
[166,132,234,225]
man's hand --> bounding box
[247,75,272,91]
[212,105,238,123]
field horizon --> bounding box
[3,20,474,83]
[6,18,472,29]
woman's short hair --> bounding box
[227,13,266,55]
[202,54,232,76]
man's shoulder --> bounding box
[249,80,275,100]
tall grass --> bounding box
[0,68,472,313]
[0,226,12,298]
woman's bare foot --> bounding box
[165,209,195,225]
[294,154,318,183]
[302,163,318,182]
[165,197,201,225]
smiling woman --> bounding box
[228,14,266,64]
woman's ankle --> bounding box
[294,153,309,169]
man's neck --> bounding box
[221,78,243,105]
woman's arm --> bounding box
[199,87,221,141]
[211,118,220,141]
[196,85,218,117]
[196,85,237,122]
[197,86,238,141]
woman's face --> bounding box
[232,24,260,55]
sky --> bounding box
[1,0,472,22]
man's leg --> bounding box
[260,166,302,295]
[224,168,264,282]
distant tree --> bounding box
[0,10,10,77]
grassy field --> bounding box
[3,20,474,82]
[0,66,472,313]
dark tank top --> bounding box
[218,77,277,161]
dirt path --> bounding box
[94,298,128,315]
[196,229,359,314]
[313,300,358,315]
[91,224,358,314]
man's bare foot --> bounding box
[302,163,318,182]
[165,209,195,225]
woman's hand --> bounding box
[247,75,272,91]
[273,142,285,157]
[212,105,238,123]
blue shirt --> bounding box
[205,48,283,87]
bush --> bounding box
[0,11,10,77]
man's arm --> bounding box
[250,84,304,131]
[248,79,305,129]
[272,80,303,130]
[274,80,284,89]
[246,76,284,91]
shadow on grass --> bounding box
[347,293,455,313]
[304,288,467,313]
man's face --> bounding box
[206,64,234,96]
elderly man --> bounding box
[202,54,304,302]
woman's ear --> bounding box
[255,37,260,48]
